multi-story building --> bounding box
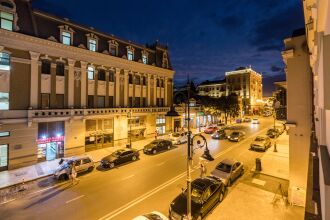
[0,0,174,171]
[282,0,329,218]
[197,67,263,115]
[196,79,226,98]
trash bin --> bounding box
[256,158,262,171]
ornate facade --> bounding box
[0,0,174,170]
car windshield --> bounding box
[216,162,232,173]
[231,132,239,136]
[172,133,180,137]
[255,137,265,141]
[111,150,125,157]
[151,140,161,145]
[184,187,203,203]
[143,213,162,220]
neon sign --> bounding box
[37,136,64,144]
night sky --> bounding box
[33,0,304,96]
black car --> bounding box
[143,139,173,155]
[100,148,139,168]
[227,131,245,142]
[266,128,279,138]
[169,177,225,220]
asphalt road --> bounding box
[0,117,274,220]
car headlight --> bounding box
[234,137,238,139]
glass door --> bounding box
[46,142,57,161]
[0,144,8,171]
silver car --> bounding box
[170,131,188,145]
[211,159,244,186]
[54,156,95,180]
[250,136,271,151]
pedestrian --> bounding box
[155,129,158,140]
[199,161,207,178]
[70,161,79,184]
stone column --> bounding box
[67,58,75,108]
[94,69,98,108]
[164,77,168,106]
[147,74,151,106]
[115,68,120,107]
[124,70,129,107]
[105,69,110,108]
[154,75,157,106]
[80,61,87,108]
[132,72,135,107]
[50,63,57,108]
[29,51,40,109]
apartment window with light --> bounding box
[0,11,13,31]
[87,66,94,80]
[89,39,97,52]
[41,60,51,74]
[0,52,10,70]
[142,54,148,64]
[0,92,9,110]
[127,50,133,61]
[62,31,71,45]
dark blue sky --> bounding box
[33,0,304,96]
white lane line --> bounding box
[156,162,165,166]
[65,195,85,204]
[98,126,271,220]
[121,175,135,181]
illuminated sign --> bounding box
[37,136,64,144]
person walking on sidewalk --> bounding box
[155,129,158,140]
[199,161,207,178]
[70,161,79,184]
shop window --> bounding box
[0,52,10,70]
[0,92,8,110]
[86,119,96,131]
[88,95,94,108]
[128,74,133,84]
[88,39,97,52]
[104,119,113,130]
[41,93,50,109]
[87,66,94,80]
[98,69,106,81]
[62,31,71,45]
[56,63,65,76]
[41,60,51,74]
[0,11,13,31]
[98,96,105,108]
[109,71,114,82]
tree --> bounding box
[216,93,240,124]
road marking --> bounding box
[65,195,85,204]
[0,198,16,205]
[156,162,165,166]
[252,178,266,186]
[98,126,271,220]
[121,175,135,181]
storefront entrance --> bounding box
[156,115,166,135]
[0,144,8,171]
[85,118,114,152]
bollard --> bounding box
[256,158,262,172]
[273,142,278,152]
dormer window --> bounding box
[141,50,148,64]
[126,45,135,61]
[108,40,118,56]
[89,39,96,51]
[0,11,13,31]
[62,31,71,45]
[87,66,94,80]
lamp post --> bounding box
[273,99,280,152]
[127,110,132,148]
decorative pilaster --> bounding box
[154,75,157,106]
[105,69,110,107]
[147,74,151,106]
[67,58,75,108]
[115,68,120,107]
[29,51,40,109]
[164,77,168,106]
[124,69,129,107]
[80,61,88,107]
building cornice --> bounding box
[0,29,175,78]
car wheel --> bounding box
[132,155,137,161]
[109,163,115,169]
[88,166,94,172]
[177,140,181,145]
[167,145,171,150]
[59,174,68,181]
[153,149,157,154]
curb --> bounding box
[0,173,53,191]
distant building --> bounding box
[196,79,226,98]
[273,81,287,120]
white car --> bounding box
[132,211,168,220]
[251,118,260,124]
[170,131,188,145]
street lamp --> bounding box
[127,110,132,148]
[273,99,280,152]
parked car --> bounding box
[169,176,225,220]
[266,128,279,138]
[204,126,217,134]
[211,159,244,186]
[227,131,245,142]
[243,118,251,122]
[211,129,226,140]
[54,156,94,180]
[170,132,188,145]
[250,136,271,151]
[143,139,173,154]
[100,148,139,168]
[133,211,169,220]
[251,118,260,124]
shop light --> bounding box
[42,135,47,139]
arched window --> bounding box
[0,52,10,70]
[87,66,94,80]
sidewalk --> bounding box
[0,134,158,189]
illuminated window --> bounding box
[127,50,133,61]
[89,39,97,51]
[142,54,148,64]
[0,52,10,70]
[87,66,94,80]
[62,31,71,45]
[0,11,13,31]
[0,92,8,110]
